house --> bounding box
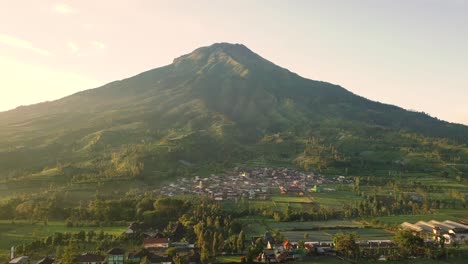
[144,238,170,249]
[401,222,423,233]
[413,221,437,239]
[74,253,106,264]
[442,220,468,242]
[9,256,29,264]
[36,256,54,264]
[444,220,468,230]
[107,248,125,264]
[401,220,468,243]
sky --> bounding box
[0,0,467,124]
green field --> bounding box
[215,255,245,263]
[242,218,383,242]
[0,220,126,258]
[272,196,314,203]
[267,220,365,230]
[283,228,393,241]
[222,197,316,213]
[309,191,363,208]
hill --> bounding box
[0,43,467,193]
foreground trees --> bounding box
[333,232,360,260]
[392,229,425,258]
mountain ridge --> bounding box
[0,42,467,186]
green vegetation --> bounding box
[282,228,393,241]
[0,220,125,260]
[0,43,467,204]
[0,43,468,263]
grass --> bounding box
[215,255,244,263]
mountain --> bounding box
[0,43,467,191]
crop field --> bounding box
[243,218,374,240]
[282,228,393,241]
[222,196,316,213]
[267,220,365,230]
[309,191,363,208]
[272,196,314,203]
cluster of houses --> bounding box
[252,233,396,263]
[158,167,349,200]
[400,220,468,244]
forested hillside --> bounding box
[0,43,467,192]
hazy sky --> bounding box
[1,0,467,124]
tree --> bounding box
[76,230,86,242]
[212,232,219,256]
[165,247,178,258]
[247,242,263,263]
[55,246,63,261]
[193,222,205,248]
[217,232,225,253]
[285,204,292,221]
[272,229,284,244]
[273,212,282,222]
[87,230,96,242]
[201,248,210,264]
[298,240,305,249]
[393,229,424,258]
[333,232,359,260]
[62,239,78,264]
[237,231,245,253]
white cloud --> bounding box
[0,34,52,56]
[67,41,79,53]
[53,3,74,14]
[90,41,105,50]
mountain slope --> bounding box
[0,43,467,187]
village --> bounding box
[157,167,353,200]
[8,218,468,264]
[4,168,468,264]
